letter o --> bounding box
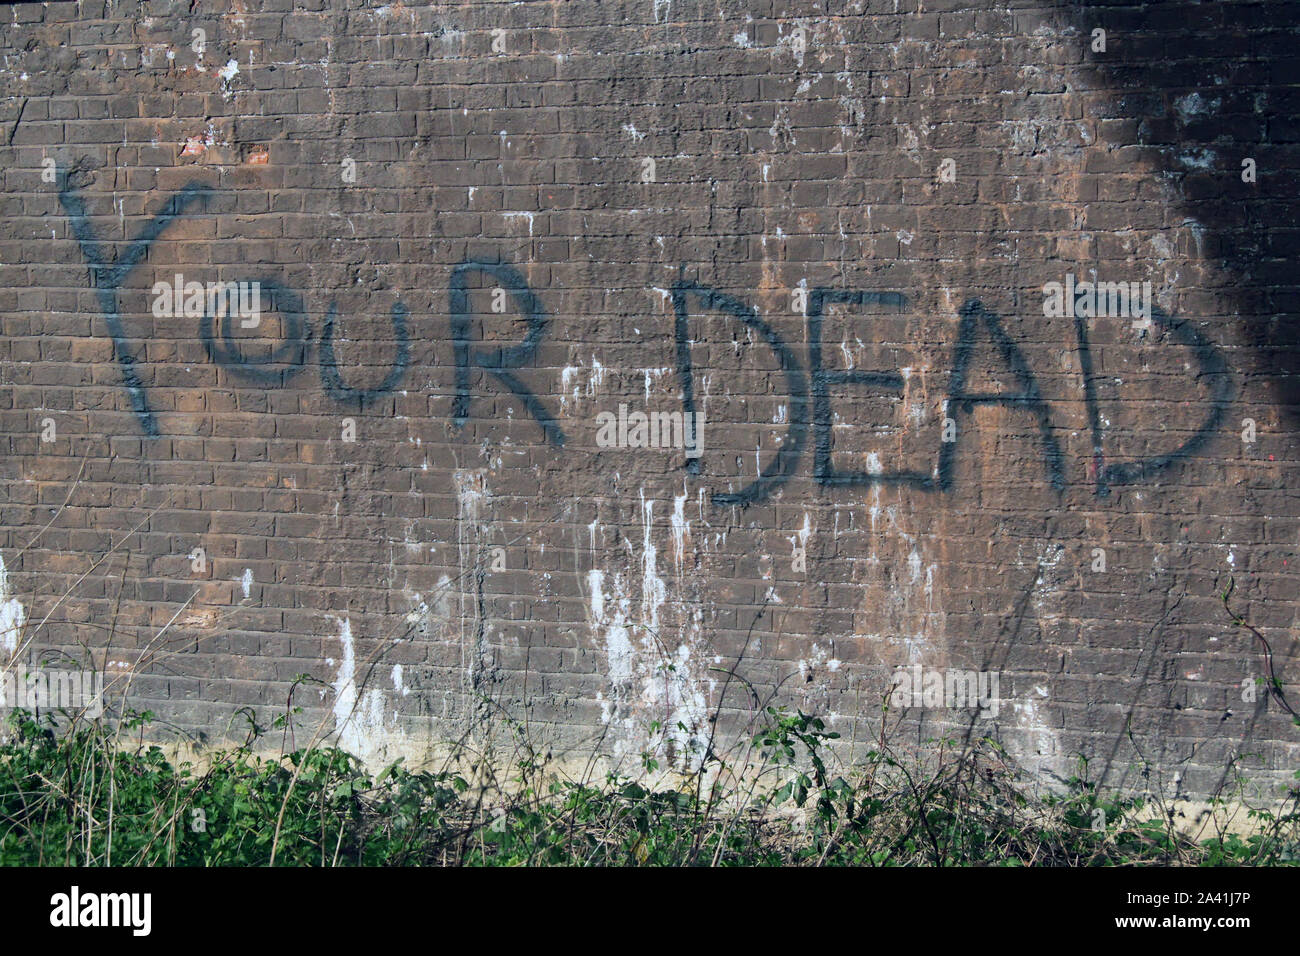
[200,279,311,385]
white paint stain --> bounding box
[594,569,634,685]
[560,357,606,414]
[583,498,709,770]
[671,492,689,574]
[0,554,25,656]
[218,58,239,99]
[502,211,535,236]
[454,470,489,691]
[331,617,388,764]
[788,512,812,564]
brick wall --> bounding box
[1,0,1296,798]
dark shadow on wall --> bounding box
[1063,0,1299,421]
[1057,0,1298,799]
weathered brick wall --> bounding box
[1,0,1296,798]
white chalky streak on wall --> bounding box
[454,470,488,698]
[859,482,942,668]
[582,492,709,771]
[670,491,689,576]
[330,616,410,766]
[0,555,25,657]
[639,492,708,769]
[1002,541,1068,780]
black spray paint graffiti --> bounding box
[200,278,311,387]
[59,175,561,443]
[672,279,808,506]
[59,175,1232,507]
[675,284,1231,506]
[321,301,409,408]
[939,297,1066,493]
[59,174,213,438]
[451,260,566,446]
[1073,305,1232,497]
[806,288,929,490]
